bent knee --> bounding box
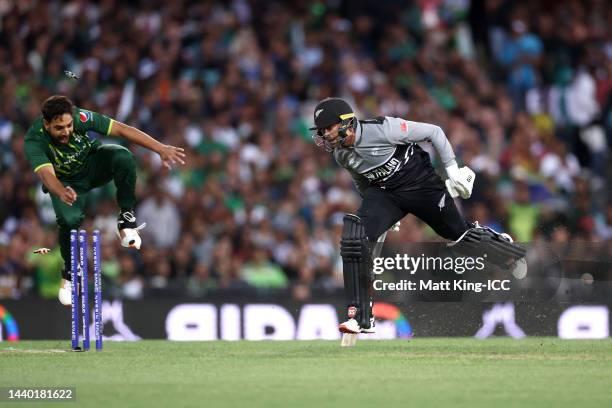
[113,146,134,161]
[111,146,135,167]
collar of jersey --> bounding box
[352,121,363,147]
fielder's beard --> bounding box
[54,132,73,144]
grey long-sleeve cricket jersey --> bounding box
[333,116,457,194]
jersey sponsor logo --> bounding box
[121,212,136,223]
[79,111,93,123]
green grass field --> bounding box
[1,338,611,408]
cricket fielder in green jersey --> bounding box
[24,95,186,305]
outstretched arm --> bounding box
[110,121,186,170]
[384,117,456,167]
[36,165,77,206]
[384,116,474,199]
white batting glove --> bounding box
[445,164,475,199]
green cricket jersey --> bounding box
[24,108,114,179]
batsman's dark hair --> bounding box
[41,95,74,122]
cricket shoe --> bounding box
[58,278,72,306]
[339,318,361,334]
[478,224,528,279]
[117,211,146,249]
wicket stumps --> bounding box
[78,230,90,350]
[70,229,103,351]
[92,230,103,351]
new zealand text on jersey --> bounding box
[363,157,402,182]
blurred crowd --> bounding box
[0,0,610,300]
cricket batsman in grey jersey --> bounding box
[311,98,526,334]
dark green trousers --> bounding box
[51,144,137,278]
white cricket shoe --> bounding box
[339,318,361,334]
[58,279,72,306]
[496,230,529,278]
[117,211,146,249]
[118,224,146,249]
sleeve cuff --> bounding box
[106,119,114,135]
[444,159,458,169]
[34,163,53,172]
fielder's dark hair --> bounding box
[41,95,74,122]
